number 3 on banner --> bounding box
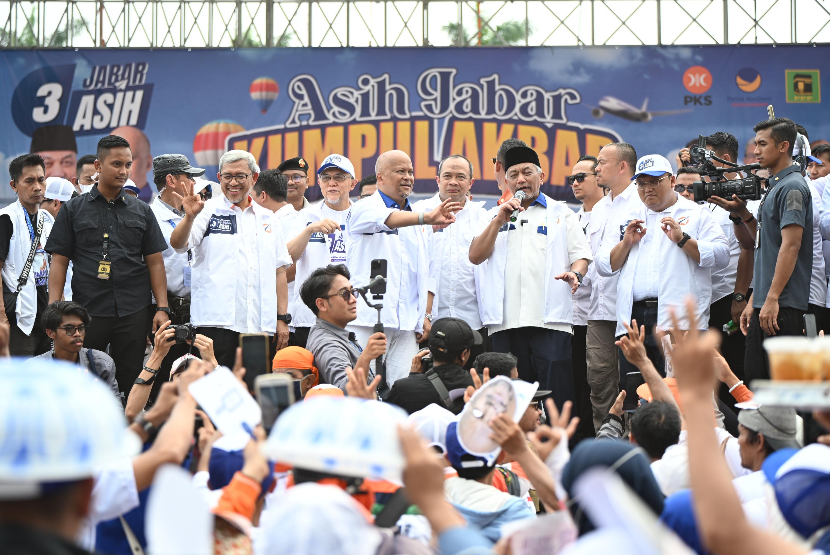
[33,83,63,123]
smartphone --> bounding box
[240,333,270,392]
[804,313,818,338]
[370,259,387,295]
[623,372,645,411]
[255,374,295,434]
[374,488,412,528]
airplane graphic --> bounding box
[589,96,691,122]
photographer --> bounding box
[385,317,480,415]
[740,118,813,383]
[34,300,121,403]
[125,320,217,422]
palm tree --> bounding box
[0,9,87,47]
[442,17,529,46]
[232,28,294,47]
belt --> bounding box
[168,293,191,310]
[632,298,658,309]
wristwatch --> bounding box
[277,314,292,324]
[733,292,747,303]
[677,232,691,248]
[572,271,584,285]
[156,307,171,316]
[134,410,158,441]
[729,214,742,225]
[425,313,433,322]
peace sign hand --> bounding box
[181,179,205,217]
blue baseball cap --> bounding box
[762,444,830,539]
[445,421,495,470]
[808,155,825,165]
[122,179,141,196]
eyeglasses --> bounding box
[219,173,252,183]
[286,174,307,183]
[566,173,597,186]
[635,175,670,190]
[491,157,498,164]
[58,324,87,336]
[675,185,694,193]
[324,288,357,302]
[319,173,350,183]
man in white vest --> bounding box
[596,154,729,389]
[0,154,52,356]
[469,145,592,411]
[346,150,460,385]
[412,154,490,367]
[169,150,292,367]
[287,153,357,348]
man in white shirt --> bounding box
[169,150,292,367]
[569,155,606,439]
[288,154,357,348]
[469,145,592,411]
[412,154,489,367]
[597,154,730,387]
[346,150,460,386]
[148,153,206,385]
[585,142,641,432]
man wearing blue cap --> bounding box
[287,154,357,348]
[597,154,729,384]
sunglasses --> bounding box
[674,185,694,193]
[199,184,213,200]
[325,288,358,302]
[566,173,596,186]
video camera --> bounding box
[686,135,765,203]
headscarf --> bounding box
[660,489,709,555]
[562,439,665,536]
[272,346,319,387]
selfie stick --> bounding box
[355,275,390,398]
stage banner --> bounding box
[0,46,826,202]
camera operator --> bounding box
[385,317,480,415]
[740,118,814,383]
[125,320,217,422]
[679,132,755,392]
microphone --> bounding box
[511,190,527,220]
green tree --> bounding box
[443,17,529,46]
[0,9,88,47]
[232,28,294,47]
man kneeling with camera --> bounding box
[386,317,481,415]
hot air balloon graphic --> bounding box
[250,77,279,113]
[192,120,246,169]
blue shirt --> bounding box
[378,190,412,211]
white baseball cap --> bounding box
[44,177,75,202]
[193,177,216,195]
[632,154,674,180]
[317,154,356,178]
[0,358,141,499]
[407,404,456,454]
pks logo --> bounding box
[683,66,712,107]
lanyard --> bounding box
[23,210,36,243]
[168,219,193,264]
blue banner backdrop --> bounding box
[0,46,826,202]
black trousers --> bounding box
[9,324,51,357]
[490,327,574,413]
[808,303,829,335]
[571,325,597,440]
[709,294,747,411]
[289,326,311,349]
[84,307,152,397]
[744,305,805,385]
[465,327,491,371]
[618,303,665,391]
[196,326,240,369]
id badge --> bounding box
[183,266,192,288]
[97,260,111,280]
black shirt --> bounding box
[45,185,167,317]
[386,362,474,415]
[0,523,95,555]
[0,213,48,332]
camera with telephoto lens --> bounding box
[688,134,764,203]
[169,323,197,344]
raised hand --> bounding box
[310,218,340,235]
[181,179,205,217]
[615,319,649,368]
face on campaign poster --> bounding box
[0,46,825,203]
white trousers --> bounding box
[349,325,420,385]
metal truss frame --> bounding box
[1,0,829,48]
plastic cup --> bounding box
[763,337,820,381]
